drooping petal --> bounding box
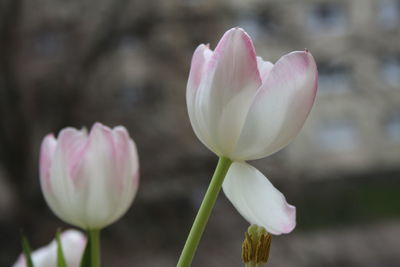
[190,28,262,156]
[231,51,318,160]
[222,162,296,235]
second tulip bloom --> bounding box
[40,123,139,230]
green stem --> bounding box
[177,157,233,267]
[88,229,101,267]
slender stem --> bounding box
[177,157,233,267]
[88,229,101,267]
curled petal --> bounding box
[232,51,318,160]
[222,162,296,235]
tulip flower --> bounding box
[40,122,139,230]
[40,123,139,267]
[13,229,86,267]
[178,27,317,267]
[187,28,317,161]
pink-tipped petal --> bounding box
[209,28,261,87]
[39,134,57,190]
[43,127,90,227]
[187,45,215,152]
[112,126,140,189]
[55,127,89,180]
[257,56,274,83]
[187,44,213,94]
[107,126,139,224]
[188,28,262,156]
[232,51,318,160]
[222,162,296,235]
[68,123,139,228]
[76,123,120,227]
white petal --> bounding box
[256,56,274,84]
[39,134,57,193]
[45,128,89,228]
[222,162,296,235]
[187,44,213,95]
[189,28,262,156]
[231,51,318,160]
[13,230,86,267]
[76,123,130,228]
[187,44,216,153]
[60,230,87,267]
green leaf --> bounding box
[20,233,35,267]
[79,232,91,267]
[56,230,67,267]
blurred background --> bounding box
[0,0,400,266]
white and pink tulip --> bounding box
[186,28,318,234]
[39,123,139,230]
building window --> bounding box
[382,56,400,88]
[318,64,352,94]
[316,120,358,152]
[385,111,400,142]
[307,3,347,34]
[377,0,400,30]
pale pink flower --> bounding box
[186,28,318,234]
[13,229,86,267]
[40,122,139,229]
